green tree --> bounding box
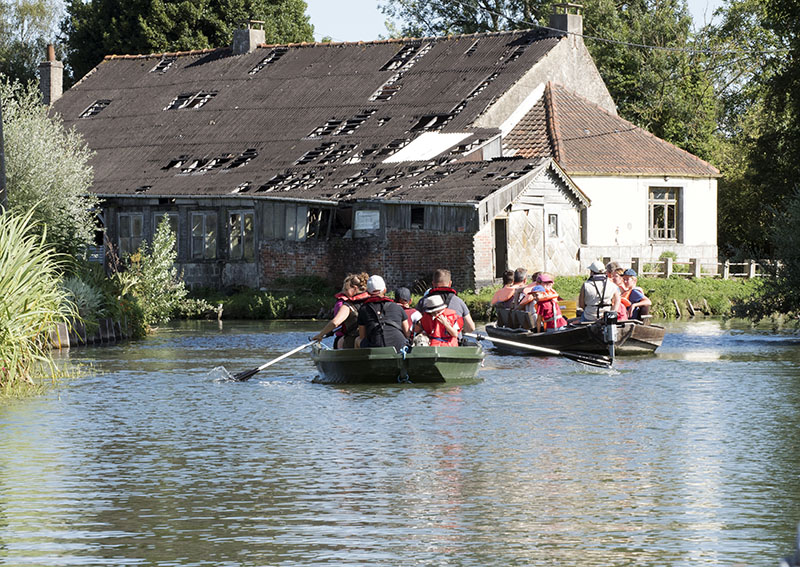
[1,78,98,257]
[707,0,791,255]
[0,0,61,84]
[121,215,188,327]
[61,0,314,81]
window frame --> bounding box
[228,210,255,261]
[117,212,144,257]
[648,187,680,242]
[191,212,218,260]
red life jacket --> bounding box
[336,291,370,337]
[419,308,462,347]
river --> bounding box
[0,319,798,566]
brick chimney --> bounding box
[232,20,266,55]
[38,44,63,106]
[549,3,584,39]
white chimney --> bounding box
[39,44,63,106]
[233,20,266,55]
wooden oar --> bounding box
[232,341,317,381]
[465,332,613,369]
[232,326,342,381]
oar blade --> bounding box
[232,367,260,381]
[561,350,613,369]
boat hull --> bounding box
[311,344,485,385]
[484,320,665,355]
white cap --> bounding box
[587,260,606,274]
[366,275,386,294]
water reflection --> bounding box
[0,319,798,565]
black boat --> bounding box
[484,318,665,356]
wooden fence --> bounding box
[605,257,767,279]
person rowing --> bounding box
[312,272,369,348]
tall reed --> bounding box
[0,209,76,390]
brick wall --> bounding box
[260,229,478,291]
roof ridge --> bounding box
[548,81,720,175]
[101,28,548,61]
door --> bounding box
[494,218,508,278]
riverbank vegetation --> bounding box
[0,210,75,396]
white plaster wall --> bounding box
[474,36,616,131]
[573,175,718,271]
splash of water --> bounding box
[209,366,235,381]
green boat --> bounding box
[310,343,485,385]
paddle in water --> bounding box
[465,332,613,369]
[230,326,342,381]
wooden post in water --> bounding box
[673,299,682,318]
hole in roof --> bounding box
[410,114,452,131]
[464,40,480,56]
[307,110,376,138]
[164,91,217,110]
[80,99,111,118]
[151,56,176,73]
[232,182,252,194]
[249,47,288,74]
[134,185,152,193]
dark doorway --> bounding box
[494,218,508,278]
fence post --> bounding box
[723,259,730,280]
[748,259,757,278]
[632,257,642,276]
[663,257,673,278]
[691,258,702,279]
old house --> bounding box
[47,10,718,291]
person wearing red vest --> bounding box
[415,295,462,347]
[312,272,369,348]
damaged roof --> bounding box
[504,82,720,178]
[54,30,566,203]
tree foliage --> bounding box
[1,78,98,257]
[61,0,314,81]
[0,0,61,84]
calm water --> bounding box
[1,319,799,566]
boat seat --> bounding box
[512,310,536,330]
[496,308,512,328]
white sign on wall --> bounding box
[354,209,380,230]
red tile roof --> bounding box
[505,82,719,177]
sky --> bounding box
[304,0,726,43]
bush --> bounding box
[1,78,98,257]
[0,209,76,390]
[119,215,188,327]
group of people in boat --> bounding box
[491,261,652,331]
[312,269,476,350]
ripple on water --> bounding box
[1,319,798,566]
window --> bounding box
[229,211,254,261]
[118,213,143,257]
[191,212,217,260]
[649,187,679,240]
[153,213,179,254]
[548,213,559,238]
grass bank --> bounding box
[460,276,761,321]
[188,276,760,322]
